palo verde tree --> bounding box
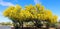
[3,4,58,29]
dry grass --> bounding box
[49,28,56,29]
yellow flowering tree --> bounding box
[3,4,58,29]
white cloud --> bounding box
[34,0,41,4]
[0,11,2,16]
[58,16,60,22]
[0,0,15,6]
[0,11,12,22]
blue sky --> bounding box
[0,0,60,22]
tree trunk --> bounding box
[21,21,23,29]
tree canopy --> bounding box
[3,4,58,24]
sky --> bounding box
[0,0,60,22]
